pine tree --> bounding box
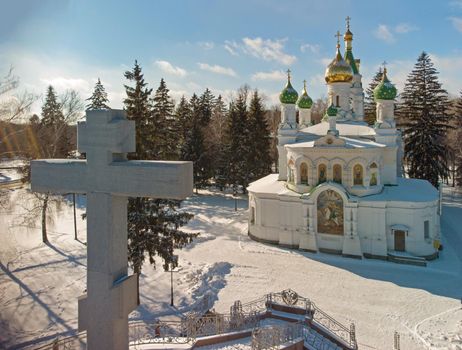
[86,78,110,110]
[175,96,191,154]
[247,90,272,182]
[199,88,215,126]
[124,61,195,273]
[364,67,383,125]
[152,78,177,160]
[41,85,64,129]
[209,95,228,188]
[224,89,249,192]
[398,52,451,188]
[180,94,209,191]
[124,61,153,159]
[455,90,462,186]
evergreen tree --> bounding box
[86,78,110,110]
[124,61,195,273]
[41,85,64,129]
[124,61,153,159]
[175,95,191,154]
[398,52,451,188]
[364,67,383,125]
[152,79,177,160]
[455,90,462,186]
[247,90,272,182]
[199,88,215,126]
[209,95,228,188]
[180,94,210,191]
[224,90,249,192]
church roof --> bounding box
[298,121,376,138]
[286,136,385,149]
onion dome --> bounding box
[326,104,338,116]
[279,69,298,104]
[297,80,313,109]
[343,17,359,74]
[325,32,353,84]
[373,67,397,100]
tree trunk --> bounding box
[42,195,49,243]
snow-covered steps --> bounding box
[387,251,427,267]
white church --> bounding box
[247,19,441,261]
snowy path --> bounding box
[0,188,461,349]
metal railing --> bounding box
[251,322,303,350]
[31,289,357,350]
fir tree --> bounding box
[180,94,210,191]
[86,78,110,110]
[124,61,195,274]
[209,95,228,188]
[455,90,462,186]
[224,90,249,192]
[247,90,272,182]
[364,67,383,125]
[398,52,451,188]
[199,88,215,126]
[152,78,177,160]
[124,61,153,159]
[41,85,64,128]
[175,95,191,153]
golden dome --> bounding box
[344,28,353,41]
[325,43,353,84]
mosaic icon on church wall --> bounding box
[317,189,344,235]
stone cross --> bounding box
[31,109,193,350]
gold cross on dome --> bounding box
[335,31,341,46]
[346,16,351,29]
[303,79,307,89]
[382,60,388,68]
[287,68,291,80]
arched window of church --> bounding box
[333,164,342,184]
[370,162,378,186]
[288,167,294,183]
[300,163,308,184]
[353,164,363,185]
[336,95,340,107]
[318,164,327,184]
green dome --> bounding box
[279,79,298,104]
[297,82,313,109]
[374,68,397,100]
[326,104,337,117]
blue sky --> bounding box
[2,0,462,112]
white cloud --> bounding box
[242,37,296,65]
[449,17,462,33]
[224,40,239,56]
[428,53,462,95]
[198,41,214,50]
[450,0,462,8]
[300,43,320,54]
[374,25,395,43]
[394,23,419,33]
[154,60,187,77]
[251,70,286,81]
[197,63,237,77]
[40,77,90,92]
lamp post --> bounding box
[167,255,179,307]
[233,188,237,212]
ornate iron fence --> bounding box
[251,322,303,350]
[129,320,193,345]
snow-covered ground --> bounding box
[0,186,461,349]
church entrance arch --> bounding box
[317,189,344,235]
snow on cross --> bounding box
[31,109,193,350]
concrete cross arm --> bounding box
[31,159,193,200]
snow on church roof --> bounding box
[299,121,376,137]
[286,136,385,149]
[248,175,439,203]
